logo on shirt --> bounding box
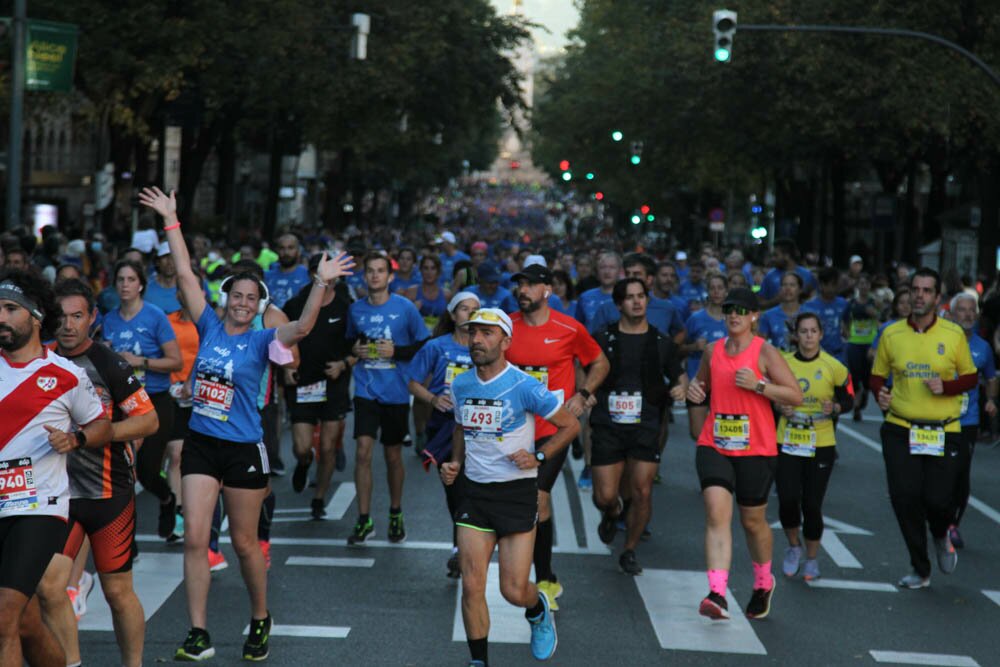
[328,318,341,324]
[136,327,148,333]
[370,315,384,324]
[543,338,561,344]
[389,314,400,320]
[213,346,231,358]
[937,343,945,355]
[237,344,247,351]
[37,376,57,391]
[815,370,823,380]
[119,331,133,340]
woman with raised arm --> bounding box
[138,186,354,662]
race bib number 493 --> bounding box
[461,399,504,442]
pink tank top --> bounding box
[696,336,777,457]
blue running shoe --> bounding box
[528,594,557,660]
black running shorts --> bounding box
[0,515,69,596]
[695,445,776,507]
[353,396,410,445]
[590,423,661,466]
[181,430,270,489]
[455,475,538,539]
[64,493,137,574]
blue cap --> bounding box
[478,262,500,283]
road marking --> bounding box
[286,556,374,568]
[326,482,356,520]
[820,531,862,568]
[982,590,1000,607]
[806,578,897,593]
[869,650,979,666]
[568,455,609,552]
[635,569,766,655]
[839,425,1000,529]
[79,553,183,632]
[821,516,873,535]
[549,466,576,549]
[242,624,350,639]
[452,562,530,644]
[275,508,309,514]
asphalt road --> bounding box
[77,404,1000,666]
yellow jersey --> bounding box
[777,350,849,448]
[872,317,976,433]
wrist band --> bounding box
[314,278,329,288]
[163,222,181,231]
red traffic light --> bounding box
[559,160,570,171]
[640,204,651,215]
[595,191,604,201]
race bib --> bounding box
[296,380,327,404]
[461,399,504,442]
[520,365,548,386]
[909,424,945,456]
[193,372,236,422]
[713,413,750,451]
[960,393,969,417]
[781,422,817,457]
[609,392,642,424]
[364,342,395,370]
[445,362,472,388]
[0,457,38,513]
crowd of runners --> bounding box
[0,184,997,665]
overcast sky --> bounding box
[490,0,579,52]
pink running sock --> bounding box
[753,561,773,590]
[707,569,728,596]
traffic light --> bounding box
[561,171,572,181]
[585,172,595,180]
[559,159,570,171]
[595,191,604,201]
[750,226,768,239]
[630,141,643,166]
[611,130,624,142]
[713,10,737,62]
[646,214,655,222]
[640,204,651,215]
[630,211,642,225]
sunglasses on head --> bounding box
[722,305,752,316]
[470,310,504,323]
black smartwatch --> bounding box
[578,388,592,400]
[75,430,87,449]
[535,450,546,464]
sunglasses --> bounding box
[722,305,752,316]
[470,310,505,323]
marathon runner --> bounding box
[758,238,817,309]
[441,308,578,666]
[575,252,621,332]
[590,278,686,575]
[801,268,849,364]
[870,268,977,589]
[757,272,803,352]
[0,270,110,667]
[843,274,879,420]
[506,263,609,610]
[687,287,802,620]
[265,233,311,309]
[775,312,853,581]
[140,186,354,661]
[681,273,728,440]
[32,278,159,667]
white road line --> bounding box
[635,569,766,655]
[821,516,873,535]
[79,553,183,632]
[274,508,310,514]
[286,556,375,568]
[839,424,1000,529]
[981,590,1000,607]
[242,624,350,639]
[452,562,530,644]
[806,579,897,593]
[220,515,229,534]
[326,482,356,520]
[549,467,576,549]
[820,532,862,568]
[869,650,980,666]
[568,455,609,552]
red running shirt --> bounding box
[507,309,603,439]
[696,336,777,457]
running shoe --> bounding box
[467,662,486,667]
[619,549,642,576]
[597,499,621,545]
[537,579,563,611]
[175,627,215,661]
[334,447,346,472]
[158,493,177,539]
[948,524,965,549]
[577,466,592,491]
[388,512,406,543]
[243,614,272,661]
[292,457,311,493]
[447,550,461,579]
[66,586,84,621]
[897,571,930,589]
[207,548,228,572]
[348,517,375,545]
[270,458,286,476]
[527,594,558,660]
[934,535,958,574]
[402,433,413,447]
[311,498,326,520]
[73,571,94,618]
[698,592,730,620]
[259,540,271,570]
[782,545,803,577]
[640,526,652,541]
[802,558,821,581]
[745,575,775,620]
[167,512,185,543]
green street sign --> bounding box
[26,19,78,92]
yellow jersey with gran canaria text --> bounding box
[777,350,849,448]
[872,317,975,433]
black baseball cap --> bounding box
[510,264,552,285]
[722,287,759,311]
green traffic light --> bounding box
[612,130,624,142]
[714,48,731,62]
[562,171,572,181]
[585,172,595,180]
[646,214,655,222]
[630,155,641,165]
[630,214,641,225]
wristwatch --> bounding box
[578,388,592,400]
[755,379,767,395]
[75,431,87,449]
[535,450,547,464]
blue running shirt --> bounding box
[575,287,614,331]
[102,302,177,394]
[265,265,311,309]
[962,333,996,427]
[405,334,473,397]
[450,363,561,484]
[758,305,798,351]
[347,294,429,404]
[684,309,728,378]
[589,296,684,338]
[801,296,849,360]
[468,284,518,313]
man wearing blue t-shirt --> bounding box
[800,267,849,363]
[589,254,685,343]
[759,238,817,309]
[441,308,577,665]
[345,254,429,546]
[437,231,470,289]
[146,242,181,314]
[265,233,311,309]
[677,259,708,309]
[576,252,621,331]
[468,262,518,313]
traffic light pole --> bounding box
[736,24,1000,88]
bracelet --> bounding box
[314,278,329,288]
[163,222,181,231]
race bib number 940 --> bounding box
[0,457,38,513]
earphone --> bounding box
[544,289,551,298]
[218,275,270,315]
